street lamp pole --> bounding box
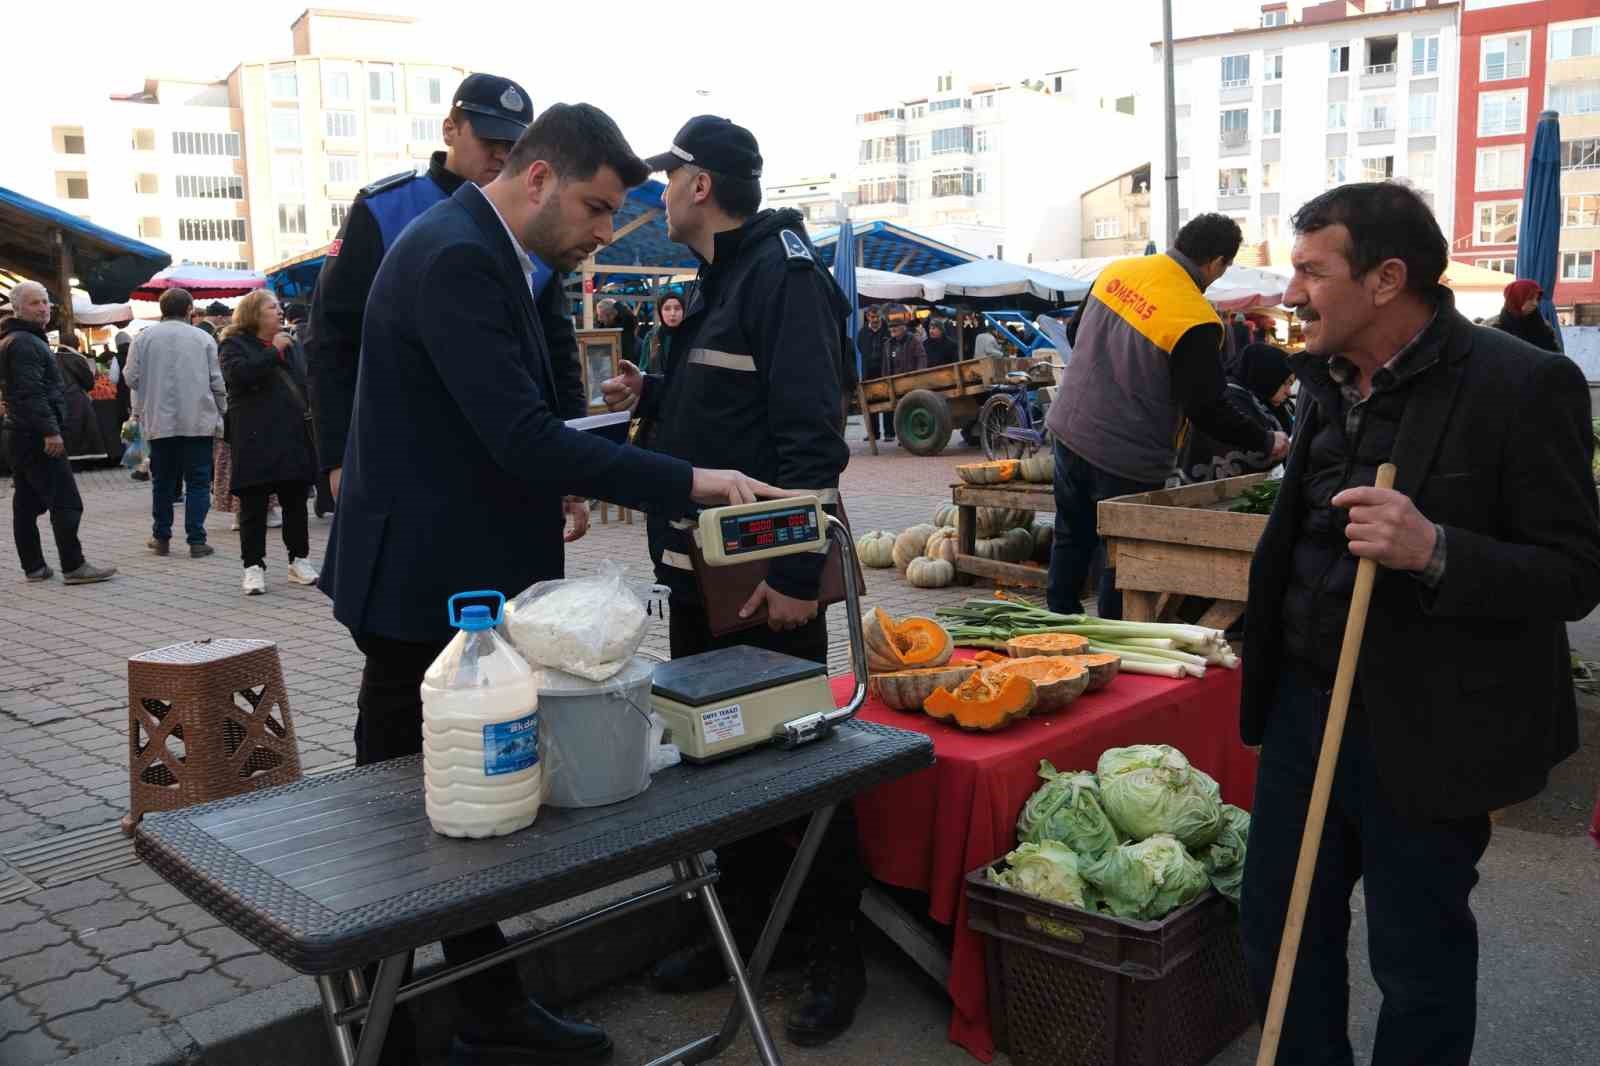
[1162,0,1180,246]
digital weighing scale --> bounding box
[650,495,868,761]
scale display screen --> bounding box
[720,505,821,557]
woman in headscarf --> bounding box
[1488,279,1561,352]
[1178,342,1293,483]
[638,293,683,374]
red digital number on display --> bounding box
[745,518,774,534]
[756,532,776,546]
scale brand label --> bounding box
[482,712,540,776]
[700,704,746,745]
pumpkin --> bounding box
[864,609,955,670]
[856,530,897,569]
[924,671,1037,731]
[893,524,939,572]
[906,556,956,588]
[924,527,961,564]
[1020,451,1055,483]
[970,650,1008,665]
[1031,521,1054,563]
[973,537,1001,561]
[1006,633,1091,658]
[874,664,979,711]
[932,503,960,529]
[999,528,1035,563]
[957,460,1020,485]
[979,507,1034,536]
[1063,653,1122,691]
[981,657,1090,713]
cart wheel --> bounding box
[978,394,1035,461]
[960,422,982,447]
[895,390,953,456]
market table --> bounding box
[842,659,1255,1062]
[951,481,1053,589]
[135,721,933,1066]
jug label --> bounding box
[700,704,746,745]
[483,712,540,776]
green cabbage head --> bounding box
[1196,804,1251,905]
[1096,744,1224,848]
[987,840,1089,910]
[1016,761,1124,860]
[1083,833,1210,920]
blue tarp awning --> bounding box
[808,220,976,276]
[591,180,699,282]
[263,244,331,300]
[0,184,171,305]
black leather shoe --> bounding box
[784,922,866,1047]
[448,996,612,1065]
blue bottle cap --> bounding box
[448,590,505,629]
[456,605,495,632]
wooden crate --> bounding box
[951,481,1054,589]
[1097,474,1271,627]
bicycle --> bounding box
[979,368,1055,460]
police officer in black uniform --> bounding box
[601,117,865,1047]
[305,73,588,542]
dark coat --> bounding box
[1241,300,1600,820]
[218,332,317,493]
[1488,307,1561,353]
[321,182,695,644]
[55,348,104,456]
[0,319,65,437]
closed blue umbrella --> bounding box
[834,221,863,377]
[1515,109,1563,347]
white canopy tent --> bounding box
[1035,256,1289,313]
[835,266,948,304]
[919,260,1090,305]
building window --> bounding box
[1408,92,1437,132]
[1549,22,1598,61]
[930,169,975,198]
[1477,145,1525,190]
[929,98,966,113]
[978,94,995,109]
[176,175,244,199]
[273,155,304,192]
[1565,194,1600,228]
[412,74,443,109]
[1220,108,1249,146]
[1563,251,1596,281]
[327,156,361,184]
[976,171,988,194]
[270,110,302,145]
[51,126,86,154]
[1560,137,1600,170]
[1262,161,1280,189]
[1220,54,1250,88]
[270,65,298,100]
[1263,108,1283,135]
[178,218,247,242]
[325,110,357,138]
[931,126,973,154]
[278,204,307,235]
[1547,82,1600,117]
[1093,218,1122,239]
[410,116,442,143]
[369,66,396,104]
[855,178,908,205]
[324,69,352,103]
[137,217,162,239]
[1328,157,1348,185]
[1262,9,1286,28]
[1478,90,1527,137]
[131,128,156,151]
[1330,44,1351,74]
[1408,147,1436,184]
[1476,201,1521,245]
[135,173,159,195]
[1361,155,1395,181]
[1362,94,1395,131]
[856,108,904,123]
[975,129,991,153]
[57,172,89,199]
[858,135,905,164]
[171,131,240,157]
[1475,256,1516,273]
[1218,167,1249,195]
[1482,33,1530,81]
[906,138,923,162]
[1263,52,1284,81]
[371,116,405,153]
[1366,36,1398,74]
[1411,34,1439,75]
[331,201,352,230]
[1263,214,1280,240]
[1327,102,1348,130]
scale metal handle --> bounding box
[776,514,868,749]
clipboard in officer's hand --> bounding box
[688,499,865,637]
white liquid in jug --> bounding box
[421,608,544,839]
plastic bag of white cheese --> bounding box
[502,562,646,681]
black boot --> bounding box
[784,920,866,1047]
[449,996,612,1065]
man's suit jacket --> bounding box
[1241,300,1600,820]
[321,183,694,645]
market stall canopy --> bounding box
[0,184,171,304]
[70,293,133,326]
[589,180,699,284]
[920,260,1089,308]
[1036,256,1288,313]
[132,262,265,301]
[808,220,976,276]
[263,244,331,300]
[842,266,948,304]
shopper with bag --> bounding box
[218,291,318,596]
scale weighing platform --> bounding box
[650,495,869,761]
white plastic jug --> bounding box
[421,591,544,838]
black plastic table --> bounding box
[135,720,933,1066]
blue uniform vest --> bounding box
[365,173,553,298]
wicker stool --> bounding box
[122,638,303,833]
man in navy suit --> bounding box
[321,102,785,1066]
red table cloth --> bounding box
[839,660,1256,1062]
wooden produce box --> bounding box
[1098,473,1271,627]
[951,481,1055,589]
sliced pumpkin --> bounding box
[969,651,1008,665]
[1063,652,1122,691]
[981,657,1090,713]
[924,670,1037,732]
[873,664,979,712]
[956,460,1021,486]
[1006,633,1091,659]
[863,609,955,673]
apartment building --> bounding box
[1151,1,1460,258]
[1454,0,1599,310]
[848,70,1143,263]
[763,175,845,226]
[1081,164,1154,258]
[6,9,465,273]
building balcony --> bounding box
[1361,66,1397,90]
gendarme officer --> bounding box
[305,73,584,535]
[600,116,863,1047]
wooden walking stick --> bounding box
[1254,462,1397,1066]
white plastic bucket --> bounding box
[538,655,656,808]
